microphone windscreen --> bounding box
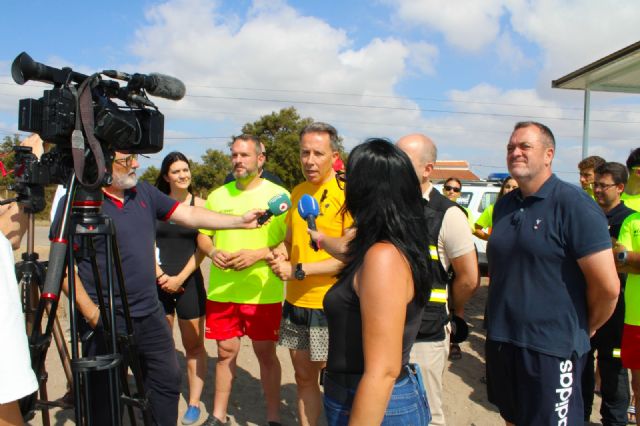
[147,73,186,100]
[298,194,319,219]
[267,193,291,216]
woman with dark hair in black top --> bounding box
[154,151,207,425]
[321,138,432,425]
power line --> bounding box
[182,94,640,124]
[1,124,637,145]
[2,78,640,116]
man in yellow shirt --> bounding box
[267,122,351,426]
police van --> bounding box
[433,173,507,275]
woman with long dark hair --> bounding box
[322,138,432,424]
[154,151,207,425]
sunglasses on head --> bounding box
[443,185,461,193]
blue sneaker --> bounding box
[181,405,201,425]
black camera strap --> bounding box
[71,75,107,189]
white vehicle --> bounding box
[433,179,503,275]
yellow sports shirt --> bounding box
[286,177,352,308]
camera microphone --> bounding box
[103,70,186,101]
[257,193,291,225]
[298,194,320,251]
[137,73,186,100]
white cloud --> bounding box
[505,0,640,88]
[126,0,434,147]
[407,42,439,75]
[386,0,505,52]
[419,84,640,180]
[494,31,533,72]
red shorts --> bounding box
[205,301,282,341]
[621,323,640,370]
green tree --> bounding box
[191,149,231,196]
[139,165,159,185]
[0,134,21,189]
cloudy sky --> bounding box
[1,0,638,182]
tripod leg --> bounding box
[110,233,153,426]
[52,314,73,387]
[37,370,51,426]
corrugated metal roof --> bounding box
[552,41,640,93]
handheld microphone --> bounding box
[103,70,187,100]
[298,194,320,251]
[257,193,291,225]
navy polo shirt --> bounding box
[486,174,611,358]
[51,181,179,317]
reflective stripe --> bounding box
[429,288,448,303]
[429,245,438,260]
[613,348,621,358]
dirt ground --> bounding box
[19,227,604,425]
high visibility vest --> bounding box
[416,190,464,341]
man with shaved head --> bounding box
[397,133,479,426]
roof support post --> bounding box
[581,88,591,159]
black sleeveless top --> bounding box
[323,262,424,374]
[156,195,199,276]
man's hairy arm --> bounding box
[449,250,479,316]
[578,249,619,335]
[170,204,261,230]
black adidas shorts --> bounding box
[485,340,586,426]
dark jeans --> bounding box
[582,349,630,426]
[80,305,180,426]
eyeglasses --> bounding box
[336,170,346,190]
[593,182,617,191]
[114,153,148,168]
[443,185,461,193]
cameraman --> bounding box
[52,151,262,426]
[0,135,42,425]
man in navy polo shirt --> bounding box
[485,121,620,426]
[52,151,261,426]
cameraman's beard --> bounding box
[111,172,138,190]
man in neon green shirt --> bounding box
[199,135,288,426]
[614,210,640,424]
[622,148,640,211]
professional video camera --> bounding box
[10,51,185,191]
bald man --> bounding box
[397,134,479,426]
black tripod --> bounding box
[27,176,152,425]
[15,210,74,426]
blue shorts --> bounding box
[322,364,430,425]
[486,340,586,426]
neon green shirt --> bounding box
[201,179,289,304]
[462,206,475,232]
[622,192,640,212]
[618,212,640,326]
[475,203,494,230]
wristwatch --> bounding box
[294,263,306,281]
[617,249,628,265]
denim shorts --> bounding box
[323,364,430,425]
